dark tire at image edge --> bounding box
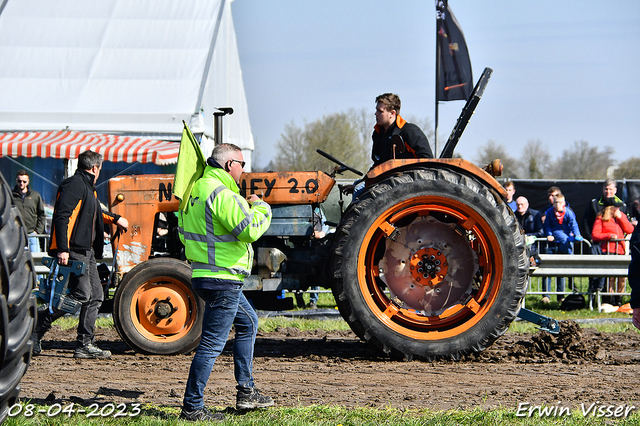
[0,173,37,423]
[331,168,528,361]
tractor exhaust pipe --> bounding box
[213,107,234,146]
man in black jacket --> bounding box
[32,150,128,358]
[346,93,434,199]
[12,170,46,252]
[515,196,543,238]
[371,93,433,166]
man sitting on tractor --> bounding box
[371,93,433,165]
[348,93,434,198]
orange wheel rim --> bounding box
[130,278,199,343]
[356,195,504,340]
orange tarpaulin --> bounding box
[0,131,179,165]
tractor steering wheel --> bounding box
[316,149,364,177]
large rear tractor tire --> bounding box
[332,168,528,361]
[0,174,37,423]
[113,258,203,355]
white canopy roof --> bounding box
[0,0,253,160]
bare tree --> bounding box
[303,113,364,175]
[518,139,552,179]
[555,140,614,179]
[273,109,442,175]
[249,137,265,172]
[272,113,366,177]
[347,107,374,170]
[475,140,519,179]
[272,121,307,171]
[614,156,640,179]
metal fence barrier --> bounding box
[31,234,632,312]
[526,238,632,311]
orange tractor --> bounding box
[105,68,553,360]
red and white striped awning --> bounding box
[0,131,179,165]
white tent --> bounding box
[0,0,254,169]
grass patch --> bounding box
[52,315,114,331]
[258,316,350,333]
[284,291,337,310]
[47,291,635,336]
[50,312,637,336]
[5,404,640,425]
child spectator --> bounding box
[543,193,583,303]
[504,181,516,211]
[540,186,561,224]
[591,197,635,306]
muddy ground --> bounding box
[19,320,640,413]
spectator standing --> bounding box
[539,186,561,303]
[583,179,629,241]
[504,181,516,211]
[583,179,629,298]
[591,197,635,306]
[543,193,583,303]
[12,170,46,252]
[32,151,129,358]
[628,223,640,330]
[630,194,640,226]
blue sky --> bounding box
[231,0,640,168]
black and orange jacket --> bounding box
[371,115,433,166]
[49,169,120,259]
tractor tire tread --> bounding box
[331,167,528,361]
[0,174,37,423]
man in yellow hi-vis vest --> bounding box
[180,143,272,422]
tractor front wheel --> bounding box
[332,168,528,361]
[113,258,203,355]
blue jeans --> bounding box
[183,287,258,411]
[309,286,319,304]
[541,277,566,297]
[28,232,40,253]
[545,241,571,300]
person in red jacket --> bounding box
[592,197,635,306]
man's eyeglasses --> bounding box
[229,159,246,168]
[17,179,28,183]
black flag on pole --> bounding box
[436,0,473,101]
